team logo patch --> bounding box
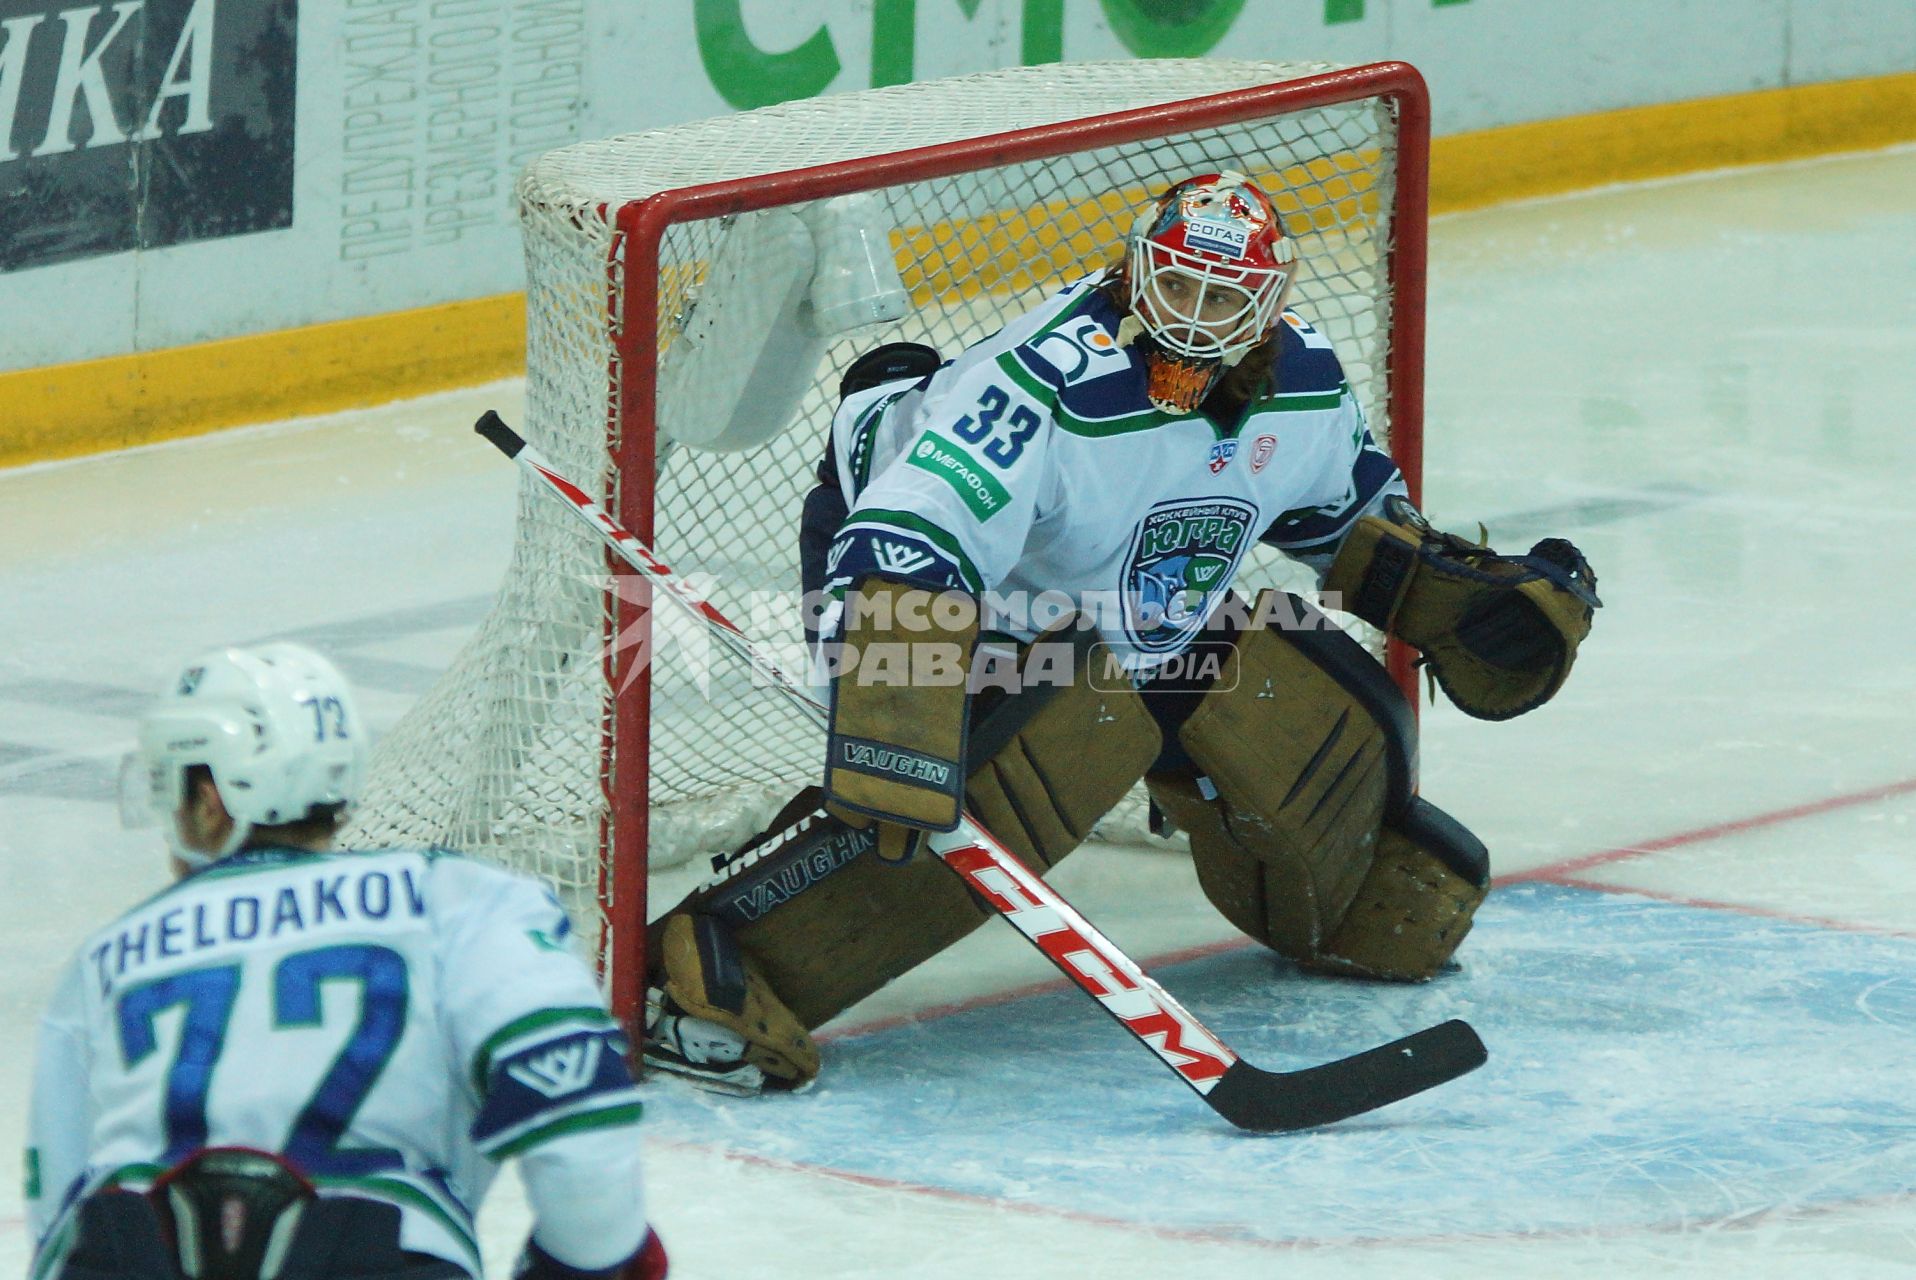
[1123,499,1256,654]
[874,539,936,577]
[507,1038,606,1099]
[1029,319,1130,387]
[1282,311,1334,350]
[1207,440,1238,475]
[1251,435,1277,473]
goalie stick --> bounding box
[474,409,1486,1132]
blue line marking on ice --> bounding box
[639,884,1916,1242]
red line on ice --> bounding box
[1503,774,1916,885]
[825,773,1916,1040]
[650,1138,1916,1254]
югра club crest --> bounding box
[1123,498,1256,653]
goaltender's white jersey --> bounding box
[26,846,645,1279]
[824,274,1406,670]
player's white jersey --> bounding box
[27,846,644,1279]
[824,274,1406,671]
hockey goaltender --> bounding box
[643,171,1600,1094]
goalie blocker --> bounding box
[645,590,1492,1091]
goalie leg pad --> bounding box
[653,912,821,1089]
[1150,591,1483,978]
[1309,796,1490,980]
[1147,770,1322,956]
[658,646,1158,1034]
[961,632,1160,871]
[1161,593,1412,956]
[659,809,993,1034]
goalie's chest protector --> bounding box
[841,278,1370,671]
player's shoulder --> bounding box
[996,275,1133,392]
[411,847,559,914]
[993,277,1153,422]
[63,846,451,980]
[119,844,517,922]
[1265,308,1348,397]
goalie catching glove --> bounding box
[1325,496,1600,720]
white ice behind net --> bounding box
[347,59,1405,959]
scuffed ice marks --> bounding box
[641,883,1916,1244]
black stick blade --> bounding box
[1206,1018,1487,1133]
[474,410,526,458]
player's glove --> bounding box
[1325,497,1601,720]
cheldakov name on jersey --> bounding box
[824,273,1406,674]
[26,846,642,1280]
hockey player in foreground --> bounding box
[643,171,1600,1094]
[27,643,667,1280]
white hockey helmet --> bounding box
[132,643,368,866]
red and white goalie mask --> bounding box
[1123,170,1296,414]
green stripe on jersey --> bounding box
[1259,381,1349,413]
[995,350,1056,404]
[488,1101,646,1161]
[1051,405,1171,438]
[847,389,906,494]
[471,1005,617,1091]
[843,510,986,593]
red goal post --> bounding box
[348,59,1430,1031]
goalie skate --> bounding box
[642,989,767,1095]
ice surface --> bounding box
[650,885,1916,1242]
[3,147,1915,1278]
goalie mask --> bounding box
[126,643,368,867]
[1122,171,1296,414]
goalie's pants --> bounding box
[54,1190,469,1280]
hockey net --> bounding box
[346,59,1429,1023]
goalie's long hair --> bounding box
[1096,262,1284,415]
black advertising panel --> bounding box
[0,0,296,274]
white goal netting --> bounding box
[346,59,1423,991]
